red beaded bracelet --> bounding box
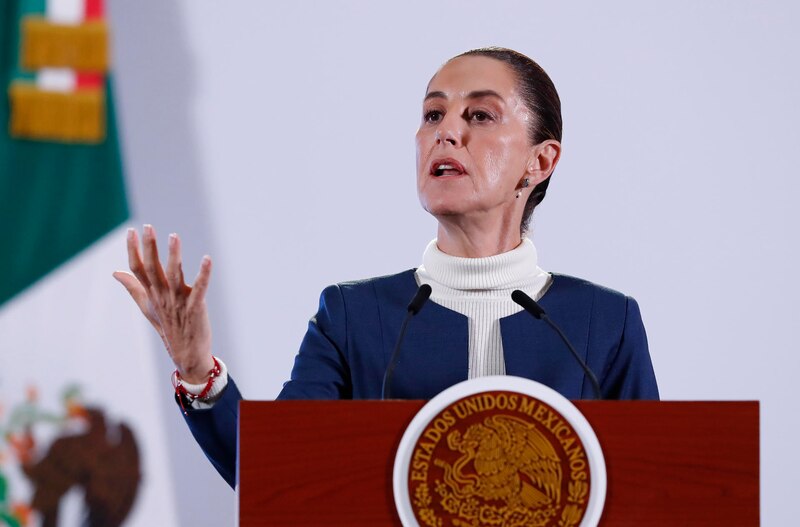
[172,357,222,415]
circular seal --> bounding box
[394,376,606,527]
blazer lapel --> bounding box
[375,271,468,399]
[501,275,593,399]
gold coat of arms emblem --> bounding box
[395,377,606,527]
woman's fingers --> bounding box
[112,271,161,329]
[187,255,212,311]
[141,224,169,294]
[118,228,214,373]
[126,228,151,289]
[165,233,187,295]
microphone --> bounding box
[511,290,602,400]
[382,284,432,399]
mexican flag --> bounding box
[0,1,178,525]
[1,0,127,305]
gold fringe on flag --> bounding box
[20,16,109,72]
[8,82,106,143]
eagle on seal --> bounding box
[440,414,562,509]
[19,407,141,527]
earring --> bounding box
[516,178,529,198]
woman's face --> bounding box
[416,56,535,223]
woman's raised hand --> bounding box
[113,225,214,383]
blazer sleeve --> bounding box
[180,376,242,488]
[601,296,660,400]
[181,284,353,489]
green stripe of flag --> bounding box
[0,0,129,306]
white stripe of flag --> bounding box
[37,0,86,92]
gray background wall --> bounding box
[108,1,799,524]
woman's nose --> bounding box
[435,115,464,147]
[435,127,461,147]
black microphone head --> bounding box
[407,284,432,315]
[511,289,546,319]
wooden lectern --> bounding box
[239,401,758,526]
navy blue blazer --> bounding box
[182,270,659,488]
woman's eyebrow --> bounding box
[466,90,504,102]
[423,90,505,102]
[424,91,447,102]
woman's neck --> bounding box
[435,215,523,257]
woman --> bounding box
[114,48,658,488]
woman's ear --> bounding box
[526,140,561,185]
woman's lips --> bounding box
[430,158,467,177]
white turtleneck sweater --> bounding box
[185,238,550,405]
[415,238,551,378]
